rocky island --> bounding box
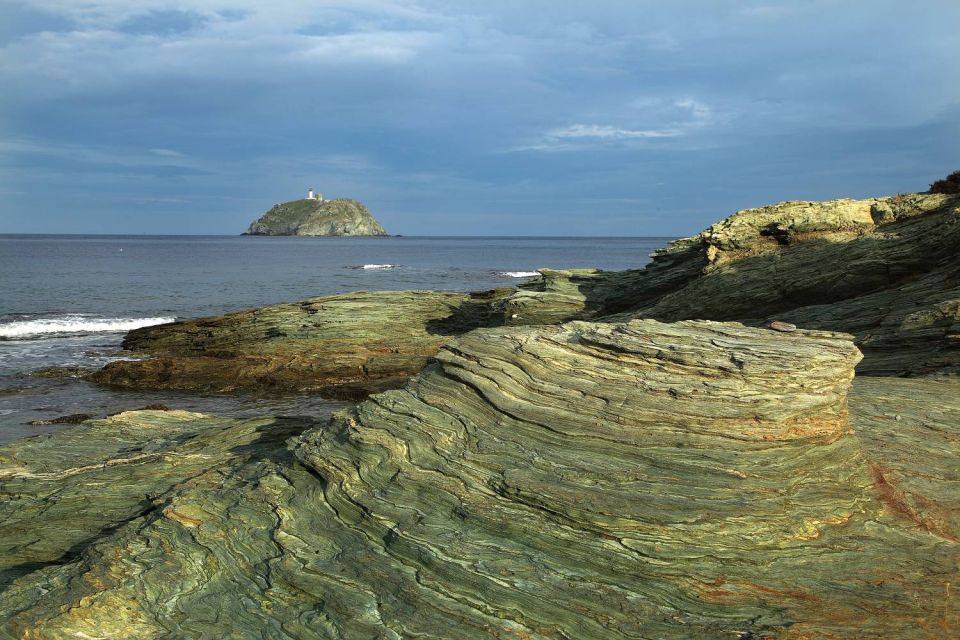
[243,194,388,236]
[2,179,959,638]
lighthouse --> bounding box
[307,188,315,200]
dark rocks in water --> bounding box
[27,413,94,426]
[31,366,95,379]
[1,321,957,637]
[105,403,171,416]
[243,197,388,236]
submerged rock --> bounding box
[243,198,388,236]
[26,413,93,426]
[2,320,956,637]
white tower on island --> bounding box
[307,188,315,200]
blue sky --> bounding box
[0,0,957,235]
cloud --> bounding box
[149,148,186,158]
[548,124,680,140]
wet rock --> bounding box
[27,413,94,426]
[31,367,94,379]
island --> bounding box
[243,189,388,236]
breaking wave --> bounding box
[0,315,176,340]
[494,271,540,278]
[351,264,399,270]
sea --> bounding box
[0,235,669,443]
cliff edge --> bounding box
[243,198,388,236]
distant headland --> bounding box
[243,188,388,236]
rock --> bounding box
[105,403,171,416]
[1,320,956,637]
[27,413,94,426]
[243,198,388,236]
[90,289,513,396]
[850,377,960,542]
[0,409,314,590]
[499,192,960,376]
[30,366,95,379]
[765,320,797,332]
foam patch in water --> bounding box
[0,315,176,339]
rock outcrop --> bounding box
[506,192,960,376]
[90,289,512,398]
[2,320,957,638]
[243,198,388,236]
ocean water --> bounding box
[0,235,669,442]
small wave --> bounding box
[351,264,399,270]
[495,271,541,278]
[0,315,176,339]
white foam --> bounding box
[495,271,540,278]
[358,264,397,270]
[0,315,176,339]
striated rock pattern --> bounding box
[0,410,313,590]
[244,198,388,236]
[90,288,511,398]
[506,192,960,375]
[2,320,956,638]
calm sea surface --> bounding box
[0,235,670,442]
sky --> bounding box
[0,0,958,236]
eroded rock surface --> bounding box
[3,320,955,638]
[507,193,960,375]
[90,289,511,397]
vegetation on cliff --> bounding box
[243,198,388,236]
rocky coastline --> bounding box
[1,188,958,638]
[243,197,388,236]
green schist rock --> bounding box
[0,410,315,591]
[2,320,956,638]
[504,192,960,376]
[90,288,513,397]
[243,198,388,236]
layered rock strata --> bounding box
[507,193,960,376]
[3,320,955,638]
[91,289,511,398]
